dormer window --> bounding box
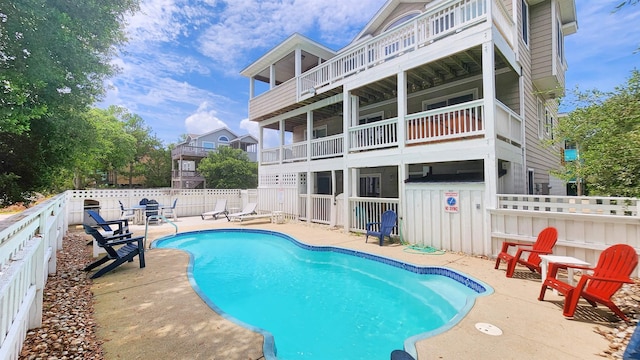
[384,12,420,32]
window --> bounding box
[384,12,420,32]
[218,136,229,143]
[522,0,529,46]
[538,100,554,140]
[202,141,215,149]
[358,111,384,125]
[556,18,564,63]
[544,108,554,140]
[359,174,381,197]
[303,125,328,140]
[422,91,475,111]
[537,99,545,139]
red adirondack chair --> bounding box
[538,244,638,321]
[494,227,558,277]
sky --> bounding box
[99,0,640,145]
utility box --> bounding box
[83,199,100,226]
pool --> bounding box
[153,229,492,359]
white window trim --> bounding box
[522,0,530,48]
[421,89,477,111]
[218,135,230,143]
[202,141,215,149]
[537,99,545,140]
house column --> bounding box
[482,39,498,256]
[295,48,302,76]
[279,119,285,164]
[258,125,264,164]
[306,171,313,224]
[342,88,353,232]
[249,77,255,99]
[397,70,406,150]
[270,64,276,89]
[330,170,337,227]
[307,110,313,162]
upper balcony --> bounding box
[261,98,521,165]
[248,0,515,121]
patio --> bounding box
[83,215,621,359]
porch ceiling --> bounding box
[262,99,343,132]
[353,46,510,106]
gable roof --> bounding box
[240,33,336,78]
[349,0,426,47]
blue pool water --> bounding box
[154,229,491,360]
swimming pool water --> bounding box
[155,230,490,360]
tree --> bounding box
[143,146,172,188]
[551,70,640,197]
[198,147,258,189]
[0,0,139,203]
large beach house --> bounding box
[240,0,577,250]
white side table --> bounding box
[539,255,590,290]
[271,211,284,224]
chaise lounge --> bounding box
[225,202,258,221]
[201,199,228,220]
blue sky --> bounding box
[99,0,640,145]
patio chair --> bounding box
[494,226,558,278]
[390,350,416,360]
[87,210,130,236]
[365,210,397,246]
[145,199,161,225]
[225,202,258,221]
[82,224,145,279]
[161,199,178,221]
[201,199,227,220]
[118,200,135,221]
[538,243,638,321]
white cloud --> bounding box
[196,0,384,74]
[184,102,229,134]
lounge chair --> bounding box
[538,243,638,321]
[82,224,145,279]
[365,210,397,246]
[161,199,178,221]
[201,199,228,220]
[225,202,258,221]
[87,210,130,236]
[494,227,558,278]
[118,200,136,221]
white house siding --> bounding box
[404,183,486,255]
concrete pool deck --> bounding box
[86,216,614,359]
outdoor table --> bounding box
[539,255,590,294]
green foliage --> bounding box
[143,147,172,188]
[0,0,139,203]
[198,147,258,189]
[552,70,640,197]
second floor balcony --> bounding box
[260,99,521,165]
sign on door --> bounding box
[444,192,459,213]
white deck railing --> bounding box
[298,194,333,224]
[311,134,344,159]
[0,195,67,360]
[495,101,522,145]
[405,100,485,145]
[298,0,494,97]
[349,197,400,233]
[349,117,398,151]
[283,142,307,162]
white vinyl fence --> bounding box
[491,195,640,277]
[0,194,67,360]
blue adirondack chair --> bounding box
[365,210,397,246]
[82,224,145,279]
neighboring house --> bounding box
[240,0,577,247]
[171,127,258,189]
